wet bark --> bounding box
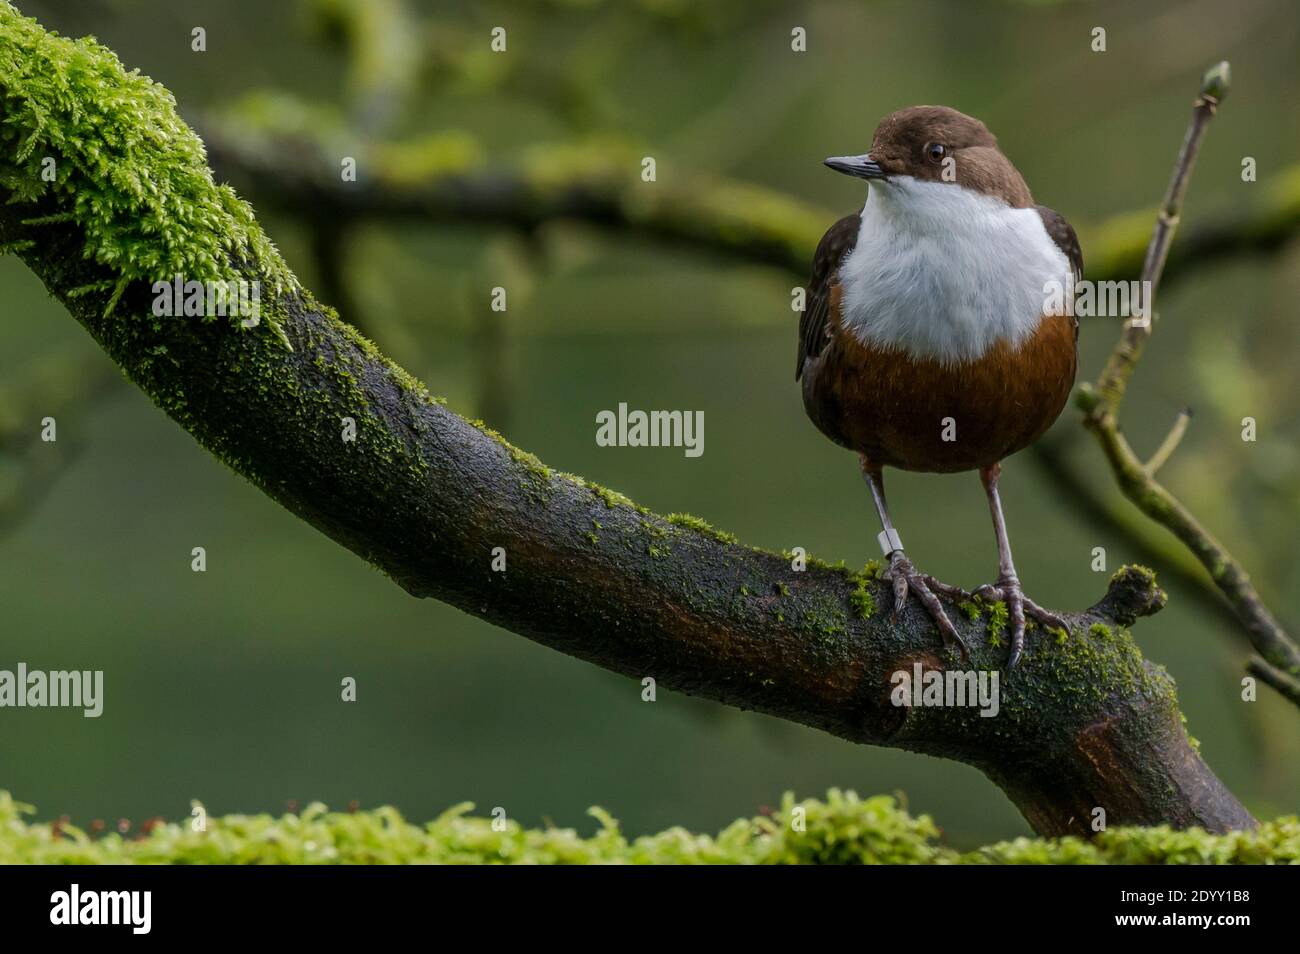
[0,197,1256,837]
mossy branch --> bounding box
[0,4,1258,837]
[197,114,827,275]
[1077,62,1300,704]
[197,102,1300,283]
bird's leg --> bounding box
[973,462,1069,668]
[860,456,969,659]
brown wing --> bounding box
[797,213,860,380]
[1036,205,1083,342]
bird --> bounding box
[798,105,1082,668]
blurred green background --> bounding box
[1,0,1297,849]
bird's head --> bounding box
[824,105,1033,208]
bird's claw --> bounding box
[883,553,970,661]
[973,576,1069,669]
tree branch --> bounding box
[0,4,1258,836]
[196,112,1300,282]
[1027,433,1244,632]
[1078,62,1300,701]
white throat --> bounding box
[837,177,1070,365]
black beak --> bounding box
[823,153,888,181]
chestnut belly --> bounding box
[802,313,1077,473]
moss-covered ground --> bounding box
[2,789,1295,864]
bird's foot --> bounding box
[972,575,1069,669]
[882,552,970,661]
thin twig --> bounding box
[1092,62,1228,411]
[1145,407,1193,476]
[1028,435,1239,630]
[1078,61,1300,705]
[1247,658,1300,709]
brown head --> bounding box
[825,106,1033,208]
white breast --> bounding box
[837,178,1071,365]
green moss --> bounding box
[508,445,551,482]
[1112,564,1157,588]
[466,418,553,493]
[666,512,739,545]
[1089,622,1114,640]
[985,599,1009,647]
[800,599,850,644]
[574,478,641,511]
[958,601,982,622]
[1000,609,1174,723]
[775,582,790,597]
[971,820,1300,865]
[1,789,1292,865]
[849,570,876,619]
[0,3,296,338]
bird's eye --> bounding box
[925,142,946,162]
